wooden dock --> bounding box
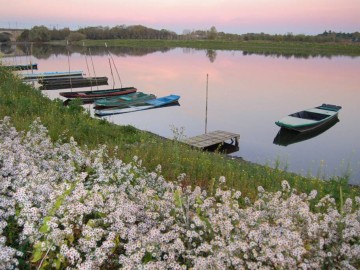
[183,130,240,149]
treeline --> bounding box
[187,28,360,43]
[15,25,177,42]
[12,25,360,43]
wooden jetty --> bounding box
[183,130,240,149]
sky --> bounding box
[1,0,359,35]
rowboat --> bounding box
[275,104,342,132]
[20,70,84,80]
[5,63,38,70]
[59,87,137,102]
[94,92,156,109]
[95,94,180,116]
[39,77,108,90]
[39,76,108,85]
[273,118,339,146]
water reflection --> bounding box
[2,44,174,60]
[273,118,340,146]
[241,50,339,59]
[2,44,355,63]
[204,142,240,155]
[206,49,217,62]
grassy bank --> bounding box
[0,66,358,203]
[68,39,360,57]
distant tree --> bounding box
[29,26,51,42]
[50,27,70,40]
[17,30,30,42]
[67,32,86,42]
[207,26,218,40]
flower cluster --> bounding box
[0,117,359,269]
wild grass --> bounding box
[0,66,358,203]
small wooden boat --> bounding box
[94,92,156,109]
[275,104,342,132]
[20,71,84,80]
[95,94,180,116]
[274,118,339,146]
[59,87,137,102]
[39,77,108,90]
[39,76,108,85]
[5,63,38,70]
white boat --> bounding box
[20,70,83,80]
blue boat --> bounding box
[95,94,180,116]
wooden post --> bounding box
[66,40,73,91]
[205,74,208,134]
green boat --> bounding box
[95,94,180,116]
[275,104,342,132]
[94,92,156,109]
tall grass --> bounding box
[0,66,358,202]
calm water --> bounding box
[3,44,360,185]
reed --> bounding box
[0,66,358,203]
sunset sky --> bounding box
[1,0,359,34]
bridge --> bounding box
[0,28,26,42]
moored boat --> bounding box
[95,94,180,116]
[20,70,84,80]
[275,103,342,132]
[39,77,109,90]
[59,87,137,102]
[94,92,156,109]
[4,63,38,70]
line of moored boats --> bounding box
[11,63,181,116]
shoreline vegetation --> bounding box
[1,24,359,57]
[0,66,358,202]
[71,39,360,57]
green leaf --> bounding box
[39,217,51,233]
[174,190,182,208]
[142,252,153,263]
[31,248,43,263]
[54,258,61,270]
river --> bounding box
[2,43,360,185]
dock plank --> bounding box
[183,130,240,149]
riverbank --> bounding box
[67,39,360,57]
[2,115,359,269]
[0,66,358,202]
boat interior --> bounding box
[290,111,329,120]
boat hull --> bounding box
[59,87,137,102]
[39,77,109,90]
[5,63,38,70]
